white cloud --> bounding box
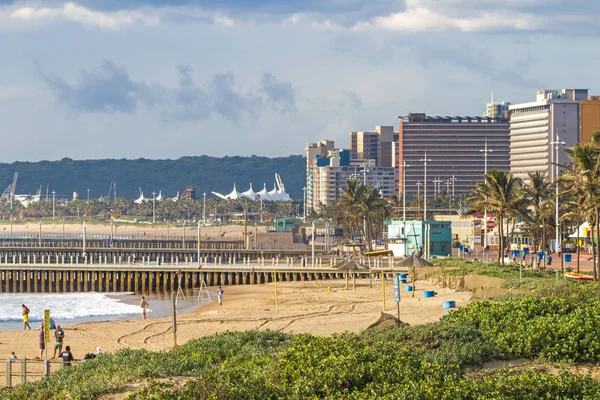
[353,5,547,32]
[213,14,235,27]
[345,0,594,33]
[10,2,159,30]
[10,6,60,20]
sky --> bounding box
[0,0,598,162]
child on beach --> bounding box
[22,304,31,330]
[140,296,149,319]
[61,345,74,367]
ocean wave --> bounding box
[0,293,142,324]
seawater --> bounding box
[0,292,209,331]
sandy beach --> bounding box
[0,278,471,361]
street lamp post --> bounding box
[51,190,56,220]
[480,139,493,248]
[152,191,156,224]
[450,175,457,215]
[402,161,412,223]
[197,221,201,265]
[445,180,451,216]
[550,135,566,271]
[202,192,207,225]
[302,187,307,221]
[416,181,423,220]
[419,152,432,221]
[311,221,315,268]
[402,161,411,255]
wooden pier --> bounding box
[0,257,402,294]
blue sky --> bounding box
[0,0,597,162]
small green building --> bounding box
[273,218,301,232]
[386,220,452,258]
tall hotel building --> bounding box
[509,89,587,181]
[350,126,397,167]
[580,95,600,144]
[398,113,510,199]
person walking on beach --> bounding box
[140,296,149,319]
[10,352,17,360]
[52,325,65,358]
[61,345,74,367]
[38,322,45,359]
[217,286,224,305]
[22,304,31,330]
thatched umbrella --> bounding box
[396,255,433,267]
[396,255,432,297]
[334,260,370,289]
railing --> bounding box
[0,233,241,241]
[1,358,85,388]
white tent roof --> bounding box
[219,184,241,200]
[134,192,146,204]
[257,184,272,201]
[156,191,163,201]
[241,183,256,200]
[268,183,282,200]
[277,188,292,201]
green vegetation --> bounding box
[0,155,305,200]
[7,287,600,399]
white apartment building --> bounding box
[305,140,334,210]
[311,158,396,209]
[510,89,587,181]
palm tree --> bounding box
[466,169,528,263]
[522,171,552,254]
[357,187,389,251]
[561,142,600,279]
[561,198,586,273]
[338,180,367,239]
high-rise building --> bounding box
[580,96,600,144]
[350,126,397,167]
[397,113,510,200]
[509,89,587,181]
[485,100,511,119]
[305,140,334,211]
[311,161,396,209]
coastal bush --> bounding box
[8,293,600,398]
[444,294,600,362]
[359,323,499,368]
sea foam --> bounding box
[0,293,142,323]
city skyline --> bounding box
[1,0,599,162]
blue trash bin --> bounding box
[424,290,436,299]
[564,254,572,262]
[405,285,413,292]
[442,301,456,309]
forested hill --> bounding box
[0,155,306,200]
